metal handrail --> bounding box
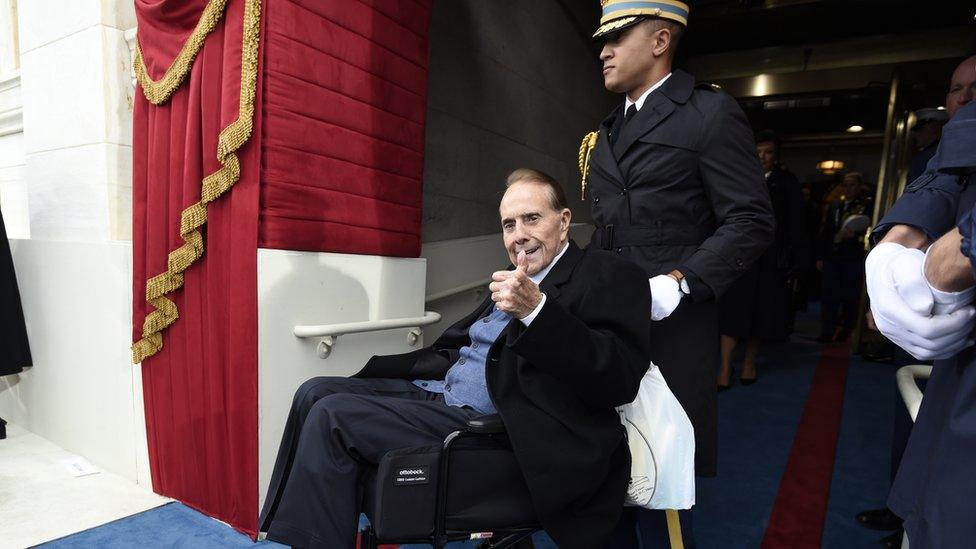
[295,311,442,359]
[294,311,442,338]
[425,278,491,303]
[896,364,932,422]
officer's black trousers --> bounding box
[821,258,865,338]
[259,377,477,548]
[606,507,696,548]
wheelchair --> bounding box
[359,413,541,549]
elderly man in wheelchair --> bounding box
[259,168,656,549]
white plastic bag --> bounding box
[617,362,695,509]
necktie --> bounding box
[612,104,638,146]
[625,104,638,122]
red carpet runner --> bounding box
[761,343,851,549]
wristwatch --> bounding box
[667,270,691,297]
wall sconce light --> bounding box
[817,159,846,175]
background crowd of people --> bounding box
[717,127,879,388]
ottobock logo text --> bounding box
[394,465,430,486]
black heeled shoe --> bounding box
[717,370,735,392]
[740,365,758,386]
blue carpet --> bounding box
[822,354,898,548]
[694,336,821,548]
[39,503,554,549]
[695,307,896,548]
[38,503,284,548]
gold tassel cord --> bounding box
[132,0,262,364]
[134,0,230,106]
[578,131,599,200]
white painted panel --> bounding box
[0,239,149,486]
[257,249,427,507]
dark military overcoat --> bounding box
[586,69,774,476]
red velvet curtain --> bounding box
[258,0,432,257]
[133,0,432,537]
[133,0,262,535]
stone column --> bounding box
[18,0,135,241]
[0,0,27,238]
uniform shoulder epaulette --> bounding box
[695,82,721,91]
[578,131,599,200]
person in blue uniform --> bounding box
[858,56,975,545]
[906,107,948,184]
[866,58,976,548]
[580,1,774,546]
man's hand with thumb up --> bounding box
[489,250,543,319]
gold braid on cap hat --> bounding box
[578,131,599,200]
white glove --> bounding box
[866,242,976,360]
[649,275,682,321]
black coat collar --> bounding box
[537,240,582,301]
[599,70,695,131]
[599,69,695,160]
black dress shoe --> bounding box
[861,350,894,363]
[856,507,903,531]
[880,529,904,548]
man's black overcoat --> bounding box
[586,69,774,476]
[357,241,652,549]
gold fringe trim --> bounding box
[578,131,599,200]
[133,0,230,105]
[132,0,262,363]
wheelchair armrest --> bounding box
[465,413,506,435]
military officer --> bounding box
[579,1,774,546]
[817,171,873,342]
[866,56,976,549]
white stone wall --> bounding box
[0,0,135,241]
[0,70,26,238]
[0,240,151,487]
[0,1,148,487]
